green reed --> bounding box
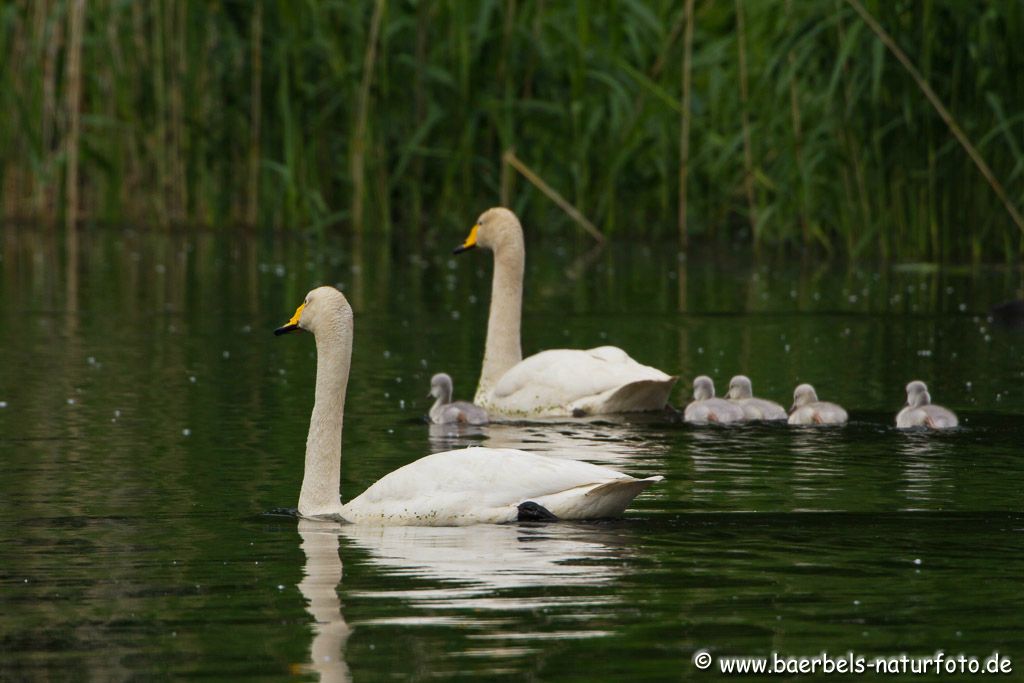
[1,0,1023,261]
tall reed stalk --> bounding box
[678,0,695,250]
[350,0,386,235]
[63,0,85,232]
[734,0,758,246]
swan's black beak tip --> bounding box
[274,324,300,336]
[452,243,475,255]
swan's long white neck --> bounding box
[299,315,352,517]
[476,230,524,402]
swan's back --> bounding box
[433,401,489,425]
[921,405,958,429]
[788,401,848,425]
[341,447,662,525]
[684,397,746,424]
[897,405,958,429]
[734,397,788,421]
[486,347,675,417]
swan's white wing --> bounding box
[485,346,675,417]
[341,447,661,526]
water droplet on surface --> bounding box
[222,351,230,359]
[189,376,196,383]
[67,398,76,405]
[0,401,7,408]
[913,558,922,565]
[182,428,191,437]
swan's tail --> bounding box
[599,378,679,413]
[533,475,663,520]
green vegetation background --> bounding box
[2,0,1023,261]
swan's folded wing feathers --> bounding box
[491,347,671,403]
[352,447,633,510]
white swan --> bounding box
[725,375,788,421]
[788,383,848,425]
[275,286,662,526]
[452,207,677,418]
[428,373,489,425]
[683,375,746,424]
[896,380,958,429]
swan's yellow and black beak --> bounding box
[452,224,479,254]
[274,303,305,336]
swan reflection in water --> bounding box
[341,523,637,609]
[293,518,643,677]
[295,519,351,683]
[428,419,670,471]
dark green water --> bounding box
[1,226,1023,680]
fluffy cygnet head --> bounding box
[791,383,819,409]
[429,373,454,401]
[727,375,753,400]
[453,207,523,254]
[692,375,716,401]
[274,286,353,337]
[905,380,932,408]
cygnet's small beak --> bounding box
[789,403,796,413]
[452,224,479,254]
[274,303,305,336]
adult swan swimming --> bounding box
[453,207,677,418]
[274,286,663,525]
